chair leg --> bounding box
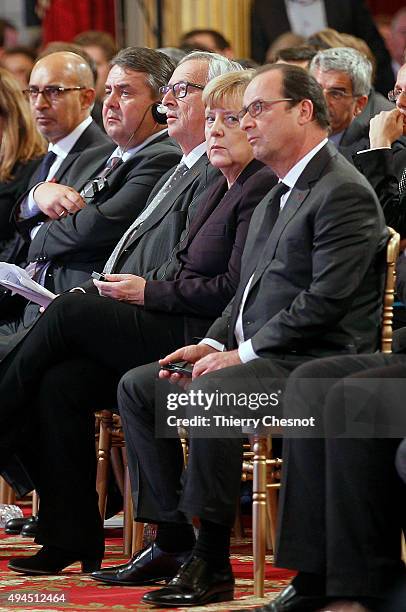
[32,490,39,517]
[251,435,267,598]
[123,463,134,557]
[0,478,16,505]
[96,411,113,519]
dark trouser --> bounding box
[276,353,406,598]
[118,356,305,529]
[0,292,189,554]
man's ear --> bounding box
[297,98,314,125]
[353,94,368,117]
[80,87,96,110]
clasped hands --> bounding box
[93,273,146,304]
[33,182,86,218]
[159,344,242,383]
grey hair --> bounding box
[309,47,372,96]
[179,51,242,81]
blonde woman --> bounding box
[0,68,46,262]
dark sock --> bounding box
[155,522,195,553]
[291,571,325,595]
[193,519,231,570]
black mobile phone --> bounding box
[161,360,193,377]
[91,271,108,282]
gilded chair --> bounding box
[248,227,400,597]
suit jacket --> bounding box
[144,160,277,341]
[206,143,388,358]
[81,153,222,292]
[251,0,394,95]
[338,91,406,167]
[25,132,181,295]
[14,120,110,239]
[353,148,406,237]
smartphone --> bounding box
[161,360,193,377]
[91,271,108,282]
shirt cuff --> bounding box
[20,184,44,218]
[357,147,391,154]
[199,338,225,352]
[238,339,259,363]
[69,287,87,293]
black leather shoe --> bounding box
[141,556,235,607]
[4,516,28,535]
[90,542,191,586]
[238,585,330,612]
[21,516,39,538]
[8,545,102,576]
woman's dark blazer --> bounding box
[144,158,277,340]
[0,158,42,262]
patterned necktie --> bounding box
[399,167,406,195]
[81,156,123,199]
[103,161,189,273]
[36,151,57,182]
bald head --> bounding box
[28,51,96,143]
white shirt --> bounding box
[285,0,327,38]
[202,138,329,362]
[20,116,94,227]
[108,128,168,164]
[181,141,207,169]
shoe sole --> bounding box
[143,589,235,607]
[8,563,99,576]
[90,575,173,587]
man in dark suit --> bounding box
[251,0,394,96]
[0,51,108,273]
[0,52,242,566]
[0,46,182,357]
[89,64,388,608]
[309,47,397,161]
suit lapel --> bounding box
[231,143,336,324]
[184,176,229,247]
[124,155,209,249]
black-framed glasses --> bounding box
[238,98,293,121]
[159,81,205,100]
[388,88,406,103]
[23,86,85,102]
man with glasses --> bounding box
[0,47,182,357]
[97,63,387,608]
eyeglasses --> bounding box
[388,88,406,102]
[323,88,355,101]
[238,98,293,121]
[159,81,205,100]
[23,86,85,102]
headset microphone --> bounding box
[152,102,168,125]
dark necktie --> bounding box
[36,151,57,182]
[399,167,406,195]
[253,181,289,260]
[98,155,122,180]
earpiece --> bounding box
[151,102,168,125]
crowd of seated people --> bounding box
[0,13,405,612]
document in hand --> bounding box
[0,262,56,308]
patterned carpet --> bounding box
[0,524,294,612]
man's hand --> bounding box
[192,349,241,378]
[93,274,146,304]
[34,183,85,218]
[369,108,405,149]
[159,344,218,382]
[159,345,241,382]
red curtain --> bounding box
[366,0,405,15]
[41,0,116,45]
